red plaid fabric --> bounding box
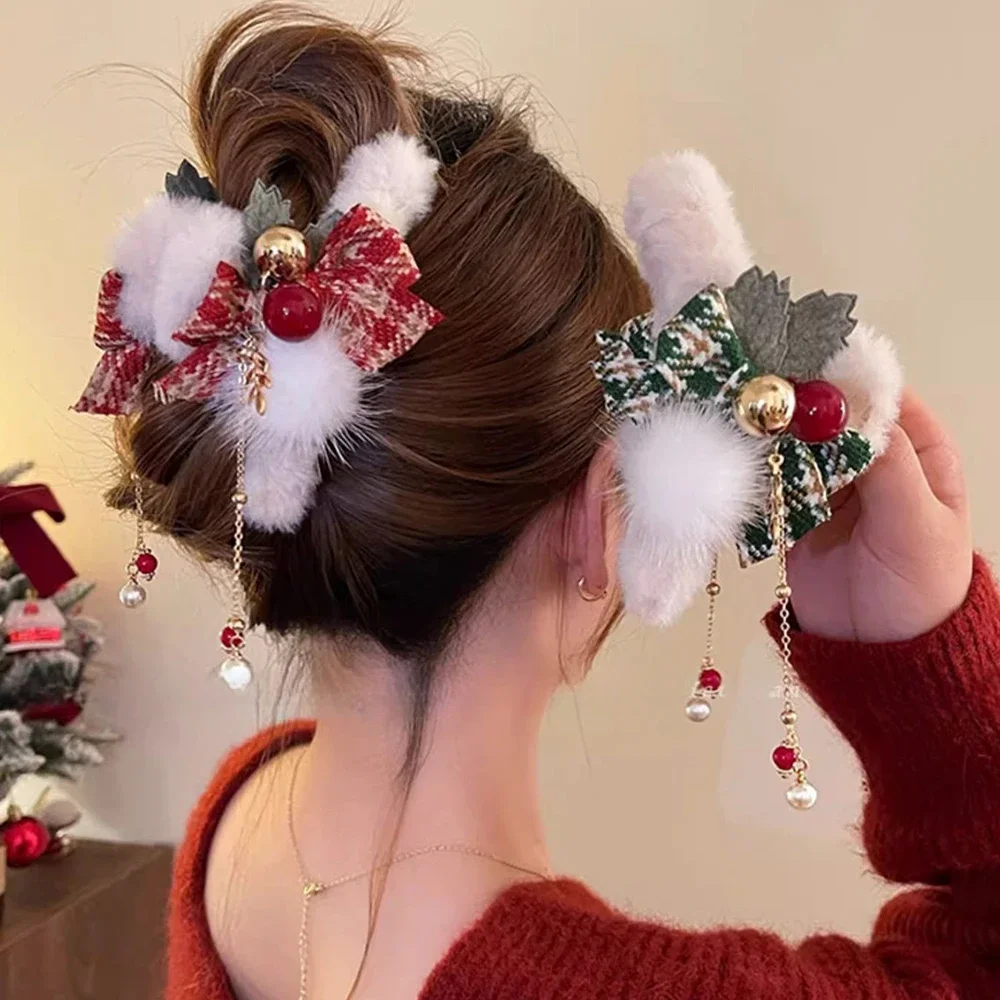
[73,271,150,415]
[152,262,253,404]
[74,204,443,416]
[305,204,444,372]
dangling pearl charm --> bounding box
[685,696,712,722]
[786,779,819,810]
[118,580,147,608]
[219,654,253,691]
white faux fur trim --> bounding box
[619,526,716,628]
[624,150,753,327]
[326,131,439,235]
[822,323,903,456]
[616,402,767,627]
[114,195,245,362]
[215,320,365,532]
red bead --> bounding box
[135,552,158,576]
[788,380,848,443]
[23,601,39,615]
[220,626,243,650]
[772,745,798,771]
[263,283,323,341]
[2,816,51,867]
[698,668,722,692]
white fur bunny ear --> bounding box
[326,131,439,235]
[610,152,760,626]
[234,131,441,532]
[624,150,753,327]
[113,195,245,362]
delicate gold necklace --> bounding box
[287,749,552,1000]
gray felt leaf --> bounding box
[724,267,791,373]
[783,290,857,379]
[243,179,293,240]
[165,160,218,202]
[242,179,294,289]
[304,208,344,261]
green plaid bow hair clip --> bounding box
[597,152,903,629]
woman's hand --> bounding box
[786,389,973,642]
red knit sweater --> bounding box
[167,555,1000,999]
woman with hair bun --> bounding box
[74,4,999,999]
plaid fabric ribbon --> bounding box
[74,204,443,413]
[593,286,874,563]
[72,271,151,415]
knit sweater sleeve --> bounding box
[423,555,1000,1000]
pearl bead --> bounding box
[119,580,147,608]
[786,780,818,810]
[219,655,253,691]
[685,696,712,722]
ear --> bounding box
[566,440,618,596]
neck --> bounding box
[295,636,555,882]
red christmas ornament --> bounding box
[698,668,723,692]
[788,380,848,444]
[262,283,323,341]
[2,813,51,867]
[135,551,158,576]
[21,699,83,725]
[220,626,243,650]
[772,744,798,771]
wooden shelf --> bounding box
[0,839,173,999]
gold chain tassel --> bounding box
[218,437,254,691]
[768,449,818,810]
[119,472,158,608]
[685,557,723,722]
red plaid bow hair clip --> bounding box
[73,132,443,690]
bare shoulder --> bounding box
[203,744,306,1000]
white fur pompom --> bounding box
[216,322,365,532]
[617,402,766,627]
[822,324,903,456]
[624,151,753,326]
[114,195,245,362]
[327,131,439,235]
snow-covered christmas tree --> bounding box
[0,462,116,802]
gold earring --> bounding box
[576,576,607,602]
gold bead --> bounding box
[774,583,792,600]
[706,581,721,597]
[780,709,798,726]
[253,225,310,283]
[232,491,248,505]
[734,375,796,437]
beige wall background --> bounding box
[2,0,998,942]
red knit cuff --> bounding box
[765,554,1000,884]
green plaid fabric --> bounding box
[593,287,875,564]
